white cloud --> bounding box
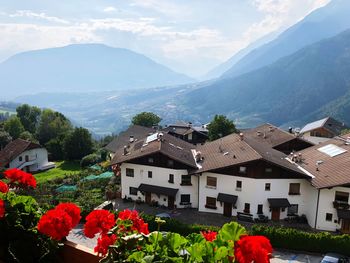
[8,10,70,24]
[103,7,117,13]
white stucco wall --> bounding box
[315,187,350,231]
[9,148,50,172]
[198,172,315,221]
[120,163,199,208]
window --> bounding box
[265,183,271,191]
[265,168,272,173]
[257,204,263,214]
[326,213,333,222]
[289,183,300,195]
[148,157,154,163]
[181,175,192,185]
[236,180,242,190]
[335,191,349,203]
[126,168,134,177]
[19,156,22,162]
[244,203,250,214]
[239,166,247,174]
[168,174,174,184]
[167,159,174,167]
[180,194,190,204]
[206,176,217,187]
[148,171,152,178]
[205,197,217,209]
[288,204,298,215]
[129,187,138,196]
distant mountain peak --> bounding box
[0,44,194,99]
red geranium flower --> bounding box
[0,199,5,219]
[94,234,117,256]
[0,181,9,193]
[234,235,273,263]
[84,210,115,238]
[201,230,217,242]
[56,203,81,226]
[37,208,73,240]
[3,168,36,188]
[118,209,149,235]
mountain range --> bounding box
[0,44,194,98]
[5,0,350,134]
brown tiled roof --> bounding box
[111,132,197,168]
[0,139,42,166]
[244,123,304,148]
[105,125,154,152]
[195,133,304,174]
[296,133,350,188]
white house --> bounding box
[299,117,348,145]
[291,133,350,233]
[111,123,350,233]
[112,132,199,209]
[0,138,55,172]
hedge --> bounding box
[251,225,350,256]
[140,214,220,236]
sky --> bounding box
[0,0,330,77]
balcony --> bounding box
[333,200,350,210]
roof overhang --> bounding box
[138,183,178,197]
[217,193,238,204]
[268,198,290,208]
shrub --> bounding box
[251,225,350,256]
[80,153,101,168]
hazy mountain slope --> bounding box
[182,29,350,126]
[222,0,350,78]
[203,31,278,80]
[0,44,194,98]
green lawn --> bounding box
[34,161,81,183]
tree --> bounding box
[131,112,161,127]
[0,130,12,149]
[63,127,94,160]
[46,137,65,160]
[4,116,25,139]
[36,109,72,145]
[19,131,38,143]
[16,104,41,134]
[207,115,237,141]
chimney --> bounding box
[346,136,350,145]
[195,151,202,162]
[157,132,164,141]
[123,145,128,155]
[288,127,293,134]
[239,133,244,140]
[298,153,302,162]
[129,135,134,143]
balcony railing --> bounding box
[333,200,350,210]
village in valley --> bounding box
[2,115,349,236]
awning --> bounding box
[337,209,350,220]
[138,184,178,197]
[268,198,290,208]
[217,193,238,205]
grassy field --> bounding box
[34,161,81,183]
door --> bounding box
[341,219,350,234]
[223,203,232,217]
[168,196,175,210]
[145,192,151,204]
[271,208,280,221]
[25,155,29,162]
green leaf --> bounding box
[214,246,228,261]
[218,222,246,243]
[167,233,188,253]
